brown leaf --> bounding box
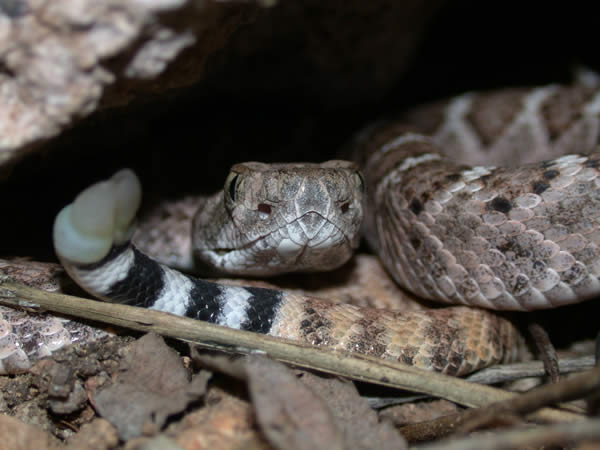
[247,355,344,450]
[92,333,211,440]
[247,356,406,450]
[246,355,407,450]
[298,371,407,450]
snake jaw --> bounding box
[193,215,358,277]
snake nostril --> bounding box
[258,203,272,215]
[341,202,350,213]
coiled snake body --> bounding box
[3,81,600,376]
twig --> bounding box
[527,322,560,382]
[366,356,595,409]
[415,417,600,450]
[399,364,600,442]
[465,356,595,385]
[0,280,583,424]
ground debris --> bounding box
[379,399,462,426]
[246,355,407,450]
[35,360,88,414]
[164,385,270,450]
[64,418,119,450]
[1,325,598,449]
[91,333,211,441]
[0,413,61,450]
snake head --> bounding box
[192,161,364,276]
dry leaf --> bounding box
[246,355,407,450]
[298,371,407,450]
[247,355,344,450]
[92,333,211,440]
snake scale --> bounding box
[3,80,600,376]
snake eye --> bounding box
[227,174,240,202]
[258,203,272,215]
[353,171,365,193]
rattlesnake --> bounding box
[3,81,600,376]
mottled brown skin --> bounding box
[7,82,600,376]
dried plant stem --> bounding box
[400,364,600,442]
[416,417,600,450]
[465,356,594,385]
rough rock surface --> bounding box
[0,0,444,171]
[0,0,250,165]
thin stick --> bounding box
[367,356,594,409]
[528,322,560,382]
[416,417,600,450]
[465,356,595,385]
[0,280,582,424]
[400,364,600,442]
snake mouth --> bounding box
[211,247,236,256]
[265,213,355,250]
[197,213,357,276]
[210,221,353,253]
[221,211,355,251]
